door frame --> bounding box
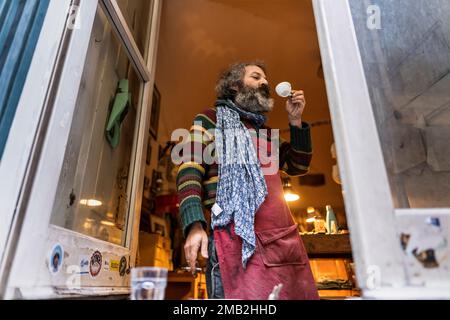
[313,0,450,299]
[0,0,53,274]
[312,0,405,298]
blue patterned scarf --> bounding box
[213,99,268,268]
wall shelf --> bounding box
[301,233,352,258]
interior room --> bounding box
[137,0,359,299]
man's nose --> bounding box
[260,78,268,86]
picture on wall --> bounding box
[149,85,161,140]
[150,214,168,237]
[146,136,152,166]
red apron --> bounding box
[213,135,319,300]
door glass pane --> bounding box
[50,6,143,246]
[116,0,154,59]
[349,0,450,208]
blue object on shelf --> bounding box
[326,205,339,234]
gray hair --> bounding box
[215,61,267,100]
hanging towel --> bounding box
[106,79,131,149]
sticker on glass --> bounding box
[90,251,102,277]
[49,244,64,275]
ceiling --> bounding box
[154,0,345,213]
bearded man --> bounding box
[176,61,319,300]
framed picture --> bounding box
[150,169,163,196]
[141,196,156,215]
[146,136,152,166]
[143,176,150,193]
[150,214,168,237]
[149,85,161,140]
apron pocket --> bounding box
[256,224,306,267]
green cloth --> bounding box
[106,79,131,149]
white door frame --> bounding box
[313,0,450,299]
[0,0,67,274]
[1,0,162,299]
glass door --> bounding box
[49,0,156,248]
[313,0,450,298]
[2,0,162,299]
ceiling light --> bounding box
[282,177,300,202]
[284,192,300,202]
[79,199,103,207]
[101,220,116,227]
[306,216,316,223]
[306,207,317,222]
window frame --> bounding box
[1,0,162,299]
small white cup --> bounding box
[275,82,292,98]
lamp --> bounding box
[79,199,103,207]
[306,207,317,223]
[282,177,300,202]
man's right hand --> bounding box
[184,222,209,275]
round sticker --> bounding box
[90,251,102,277]
[49,244,64,275]
[119,256,127,277]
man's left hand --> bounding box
[286,90,306,127]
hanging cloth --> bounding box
[106,79,131,149]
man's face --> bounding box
[235,65,274,114]
[243,65,269,89]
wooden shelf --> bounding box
[301,233,352,257]
[301,234,359,298]
[166,272,207,300]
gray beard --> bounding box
[235,89,274,114]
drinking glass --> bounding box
[131,267,168,300]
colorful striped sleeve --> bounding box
[279,122,313,176]
[177,109,216,238]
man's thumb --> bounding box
[200,235,209,259]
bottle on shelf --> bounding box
[325,205,339,234]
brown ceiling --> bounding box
[154,0,345,213]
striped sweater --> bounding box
[177,107,313,237]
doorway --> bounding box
[138,0,357,300]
